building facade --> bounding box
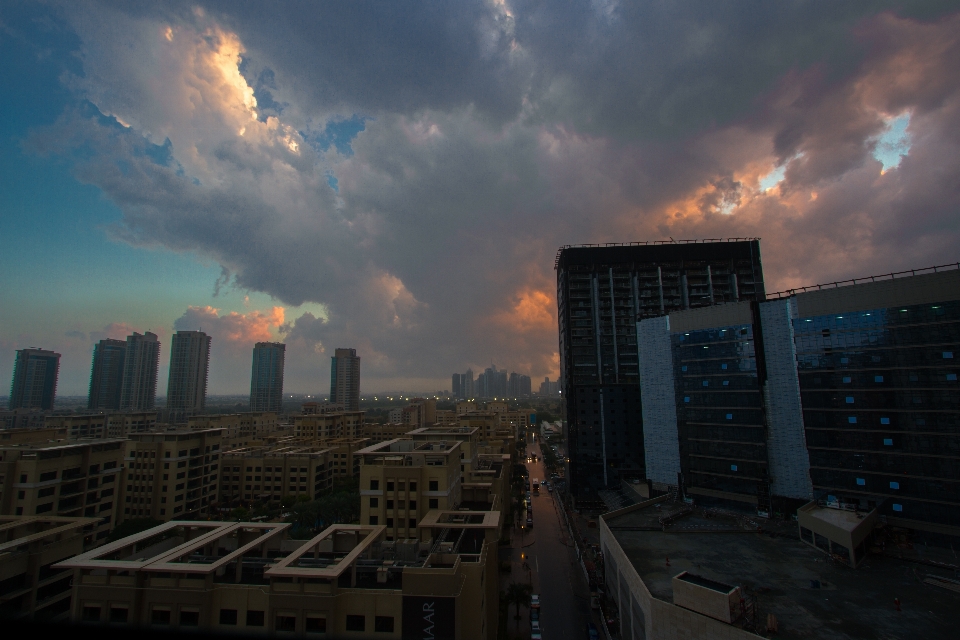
[556,240,766,494]
[636,266,960,537]
[330,348,361,411]
[87,339,126,411]
[166,330,211,422]
[119,332,160,411]
[9,348,61,411]
[0,439,126,545]
[250,342,285,413]
[118,429,222,523]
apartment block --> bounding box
[359,440,463,541]
[43,412,158,440]
[166,330,211,423]
[118,429,222,523]
[87,339,125,411]
[330,348,361,411]
[321,437,368,480]
[435,409,457,425]
[56,519,499,640]
[293,411,364,440]
[188,412,281,451]
[361,422,414,443]
[407,426,480,482]
[220,445,335,505]
[8,348,61,410]
[119,332,160,411]
[0,515,100,620]
[0,439,126,545]
[0,427,68,445]
[250,342,285,413]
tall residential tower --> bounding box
[88,339,126,411]
[556,240,765,494]
[8,348,61,410]
[166,330,211,422]
[119,332,160,411]
[330,348,360,411]
[250,342,285,412]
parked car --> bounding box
[526,517,533,527]
[587,622,599,640]
[532,633,542,640]
[531,594,540,608]
[530,609,540,622]
[532,620,542,634]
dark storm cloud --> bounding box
[25,0,960,390]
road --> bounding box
[512,433,592,640]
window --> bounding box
[856,478,865,486]
[429,498,438,509]
[83,606,101,622]
[39,471,57,482]
[375,616,395,633]
[386,481,395,491]
[36,502,53,514]
[370,479,379,490]
[848,417,857,424]
[180,610,200,626]
[874,376,884,383]
[109,607,128,623]
[370,497,379,507]
[346,615,365,632]
[883,438,894,446]
[890,481,900,490]
[892,503,903,512]
[842,376,851,383]
[386,518,394,527]
[386,500,394,509]
[369,516,378,525]
[152,609,171,625]
[409,500,417,509]
[880,417,890,425]
[247,611,265,627]
[845,397,854,404]
[409,481,417,491]
[730,465,738,471]
[429,480,439,491]
[409,518,417,529]
[38,487,55,497]
[306,617,327,633]
[276,615,297,632]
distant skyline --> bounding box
[3,2,960,395]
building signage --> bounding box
[402,595,455,640]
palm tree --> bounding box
[505,582,532,629]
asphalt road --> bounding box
[520,435,592,640]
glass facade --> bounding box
[673,324,768,503]
[795,300,960,527]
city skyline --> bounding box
[4,3,960,395]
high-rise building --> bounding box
[166,330,211,422]
[556,240,765,494]
[88,339,126,410]
[462,368,474,398]
[250,342,285,412]
[119,332,160,411]
[330,348,360,411]
[507,373,532,397]
[452,373,462,398]
[8,348,61,410]
[637,263,960,537]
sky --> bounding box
[2,1,959,396]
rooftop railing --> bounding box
[766,262,960,300]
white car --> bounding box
[531,594,540,608]
[532,620,542,633]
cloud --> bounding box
[22,3,960,392]
[65,330,87,340]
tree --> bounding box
[505,582,532,628]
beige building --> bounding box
[0,427,69,445]
[219,444,335,505]
[44,412,158,439]
[435,409,457,425]
[294,411,365,440]
[0,439,126,545]
[56,517,500,639]
[188,412,281,451]
[455,401,477,415]
[118,429,222,523]
[361,422,414,443]
[0,515,100,620]
[358,440,463,541]
[322,437,368,480]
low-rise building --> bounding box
[359,440,463,541]
[0,515,100,620]
[188,412,280,451]
[219,445,335,505]
[0,439,126,545]
[321,437,368,480]
[55,518,500,639]
[0,427,69,445]
[361,422,414,443]
[293,411,364,440]
[118,429,222,523]
[44,412,158,439]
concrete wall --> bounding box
[758,298,813,500]
[667,302,753,335]
[599,517,757,640]
[637,317,681,486]
[793,268,960,317]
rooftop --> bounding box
[605,501,960,639]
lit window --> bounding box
[889,481,899,490]
[892,504,903,512]
[845,397,854,404]
[880,417,890,425]
[730,465,738,471]
[848,417,857,424]
[856,478,865,486]
[883,439,893,446]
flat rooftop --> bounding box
[606,502,960,639]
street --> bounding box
[503,433,592,640]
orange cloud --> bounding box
[176,305,285,343]
[492,288,556,333]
